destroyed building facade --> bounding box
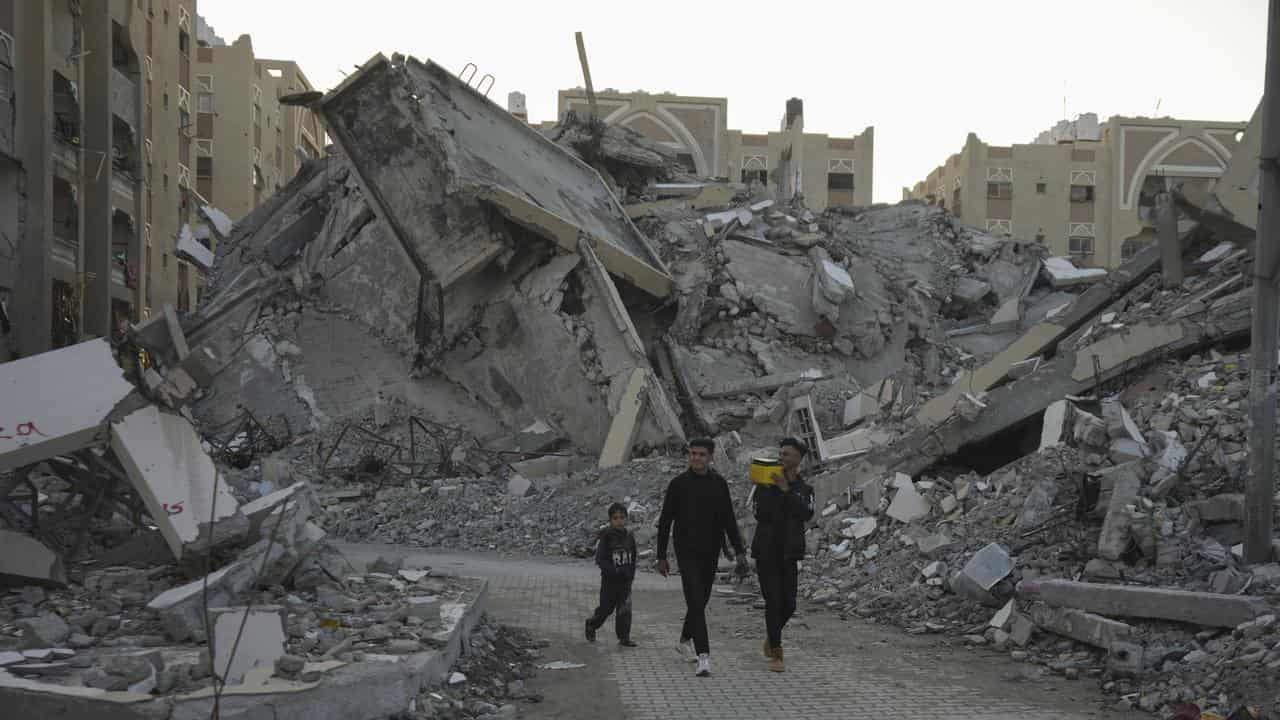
[906,114,1247,269]
[536,89,874,209]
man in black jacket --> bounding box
[656,438,747,678]
[586,502,638,646]
[751,437,816,672]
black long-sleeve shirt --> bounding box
[656,468,744,561]
[595,527,637,580]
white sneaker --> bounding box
[695,653,711,677]
[676,638,696,663]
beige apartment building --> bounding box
[0,0,212,359]
[540,90,873,210]
[906,113,1248,269]
[193,24,325,223]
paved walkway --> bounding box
[335,542,1143,720]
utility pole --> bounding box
[1246,0,1280,564]
[574,32,598,122]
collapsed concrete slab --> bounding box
[1018,579,1272,628]
[317,54,671,298]
[817,299,1252,503]
[0,339,136,472]
[109,405,242,561]
[0,531,67,587]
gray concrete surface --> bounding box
[335,542,1147,720]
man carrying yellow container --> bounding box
[750,437,816,672]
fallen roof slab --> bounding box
[1018,578,1271,628]
[0,339,136,472]
[317,54,672,297]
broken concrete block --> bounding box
[1039,400,1069,451]
[0,530,68,587]
[0,339,137,472]
[990,600,1015,629]
[917,533,956,558]
[989,298,1020,329]
[240,482,311,537]
[886,482,930,524]
[146,551,271,641]
[405,595,441,622]
[210,606,287,685]
[17,614,71,649]
[507,473,533,498]
[110,405,242,560]
[1042,257,1107,288]
[952,277,992,305]
[845,517,878,540]
[1107,641,1145,678]
[812,252,854,305]
[1016,476,1059,531]
[1009,613,1036,646]
[952,543,1014,607]
[1026,601,1132,648]
[1109,438,1148,465]
[1097,464,1140,561]
[1017,578,1271,628]
[1185,493,1245,524]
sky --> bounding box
[199,0,1268,204]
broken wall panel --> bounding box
[317,54,672,297]
[109,405,242,560]
[0,339,137,472]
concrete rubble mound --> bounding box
[3,49,1277,720]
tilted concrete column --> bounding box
[81,1,114,338]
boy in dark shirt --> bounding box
[585,502,638,647]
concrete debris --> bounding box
[1018,579,1272,629]
[210,606,287,684]
[110,404,244,560]
[0,530,68,587]
[1027,601,1133,648]
[1042,257,1107,288]
[886,480,930,524]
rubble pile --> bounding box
[410,617,546,720]
[324,457,681,556]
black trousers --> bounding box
[676,550,719,655]
[756,554,798,649]
[588,575,633,640]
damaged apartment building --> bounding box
[906,112,1248,269]
[0,3,323,364]
[522,88,874,211]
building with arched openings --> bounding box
[905,112,1248,269]
[526,90,873,211]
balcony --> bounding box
[110,67,139,129]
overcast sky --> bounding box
[200,0,1267,203]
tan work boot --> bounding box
[762,639,773,658]
[768,645,785,673]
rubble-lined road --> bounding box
[335,542,1144,720]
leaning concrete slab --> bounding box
[598,368,647,469]
[317,54,672,298]
[110,405,242,560]
[1018,578,1272,628]
[0,339,136,472]
[0,530,67,587]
